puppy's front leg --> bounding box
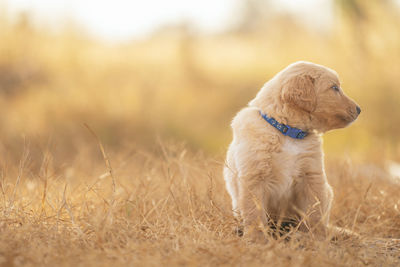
[295,173,333,239]
[238,177,269,242]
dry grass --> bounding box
[1,139,400,266]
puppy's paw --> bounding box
[244,228,269,244]
[329,225,360,241]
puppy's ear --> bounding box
[281,74,317,112]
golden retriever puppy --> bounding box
[224,61,360,241]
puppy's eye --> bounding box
[331,85,340,92]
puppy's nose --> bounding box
[356,106,361,115]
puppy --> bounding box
[224,61,360,241]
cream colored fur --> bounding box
[224,61,360,241]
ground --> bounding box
[1,141,400,267]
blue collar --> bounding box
[259,111,308,139]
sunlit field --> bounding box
[1,0,400,266]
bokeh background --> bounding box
[1,0,400,165]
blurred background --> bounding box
[0,0,400,165]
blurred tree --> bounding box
[15,11,31,32]
[234,0,271,33]
[334,0,366,21]
[333,0,368,53]
[332,0,396,53]
[0,11,46,97]
[177,23,205,85]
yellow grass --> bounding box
[1,1,400,266]
[1,141,400,266]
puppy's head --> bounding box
[279,61,360,132]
